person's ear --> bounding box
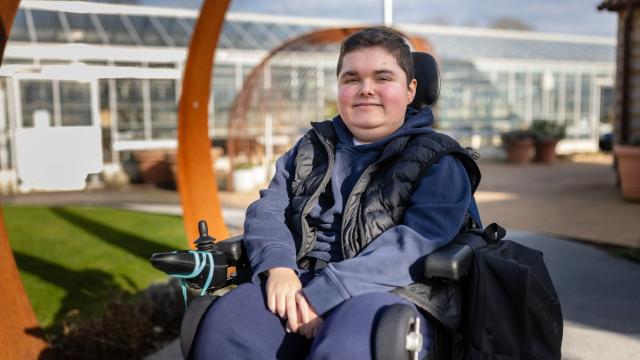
[407,78,417,104]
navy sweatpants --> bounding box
[192,272,433,359]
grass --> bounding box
[3,205,187,333]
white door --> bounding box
[14,77,103,191]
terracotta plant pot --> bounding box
[614,145,640,201]
[506,138,535,164]
[134,150,175,189]
[535,139,559,163]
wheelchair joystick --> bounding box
[194,220,216,251]
[149,220,229,294]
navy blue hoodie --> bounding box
[243,107,481,315]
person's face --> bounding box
[337,46,416,143]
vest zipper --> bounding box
[340,161,380,259]
[296,129,335,261]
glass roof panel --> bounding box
[64,12,103,44]
[8,5,615,64]
[414,32,615,63]
[30,10,68,43]
[96,14,136,46]
[9,9,30,42]
[128,15,166,46]
[155,16,191,47]
[262,23,297,44]
[183,18,196,33]
[218,29,235,49]
[241,22,280,49]
[221,22,251,49]
[286,24,313,38]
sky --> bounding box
[141,0,618,37]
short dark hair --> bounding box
[336,26,414,85]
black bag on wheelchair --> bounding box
[457,224,563,360]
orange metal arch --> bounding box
[225,27,434,171]
[1,2,52,358]
[177,0,231,243]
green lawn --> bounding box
[4,206,187,332]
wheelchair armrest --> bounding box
[216,235,248,267]
[424,231,486,282]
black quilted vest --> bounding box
[289,120,481,262]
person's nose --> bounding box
[359,79,375,96]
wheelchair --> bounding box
[151,219,479,360]
[150,52,479,360]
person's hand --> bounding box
[266,267,302,333]
[295,291,324,338]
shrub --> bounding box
[56,280,184,359]
[530,119,566,141]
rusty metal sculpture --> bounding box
[177,0,232,242]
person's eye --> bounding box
[343,78,358,84]
[378,76,391,82]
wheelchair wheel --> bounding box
[374,304,424,360]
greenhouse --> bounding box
[0,0,615,191]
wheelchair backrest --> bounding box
[409,52,440,109]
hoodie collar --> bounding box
[332,106,435,150]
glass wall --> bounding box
[60,81,92,126]
[150,79,177,139]
[550,72,561,120]
[438,61,513,147]
[20,80,54,127]
[531,73,543,120]
[212,64,237,128]
[90,78,181,142]
[0,79,12,170]
[577,73,593,139]
[99,79,113,162]
[433,62,614,148]
[565,73,576,128]
[116,79,144,139]
[19,80,92,128]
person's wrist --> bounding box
[267,267,295,276]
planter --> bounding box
[232,168,255,192]
[614,145,640,201]
[252,165,267,185]
[505,138,535,164]
[134,150,175,189]
[535,139,559,164]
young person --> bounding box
[193,26,481,359]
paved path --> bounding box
[512,231,640,360]
[476,156,640,248]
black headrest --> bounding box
[409,52,440,109]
